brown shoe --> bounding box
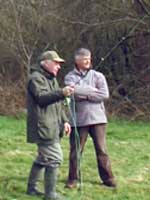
[102,180,117,188]
[65,180,77,189]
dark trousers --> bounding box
[67,124,115,184]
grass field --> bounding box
[0,116,149,200]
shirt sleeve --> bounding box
[28,76,65,107]
[87,73,109,102]
[65,72,109,102]
[64,73,94,101]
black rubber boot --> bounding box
[26,162,44,196]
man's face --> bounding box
[42,60,61,76]
[75,55,91,70]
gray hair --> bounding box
[74,48,91,60]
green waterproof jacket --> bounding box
[27,65,68,144]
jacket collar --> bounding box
[40,66,54,80]
[30,63,54,80]
[73,66,90,77]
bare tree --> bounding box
[0,0,150,118]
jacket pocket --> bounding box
[38,121,55,140]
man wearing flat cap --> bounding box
[65,48,116,189]
[26,50,74,200]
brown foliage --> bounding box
[0,0,150,119]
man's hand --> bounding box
[63,86,74,97]
[64,122,71,136]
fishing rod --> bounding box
[95,13,149,71]
[64,13,149,191]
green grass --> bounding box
[0,116,150,200]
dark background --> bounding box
[0,0,150,119]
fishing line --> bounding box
[65,96,82,190]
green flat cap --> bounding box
[39,50,65,63]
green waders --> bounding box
[26,162,44,195]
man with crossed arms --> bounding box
[65,48,116,189]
